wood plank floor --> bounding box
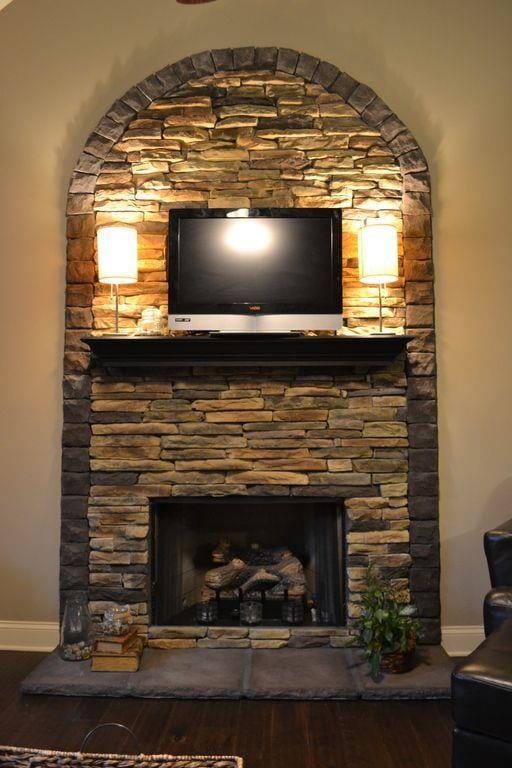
[0,651,454,767]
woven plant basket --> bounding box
[0,745,243,768]
[379,648,416,674]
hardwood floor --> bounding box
[0,651,454,767]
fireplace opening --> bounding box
[151,497,345,628]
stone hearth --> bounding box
[22,646,453,700]
[61,47,439,646]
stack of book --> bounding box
[91,627,143,672]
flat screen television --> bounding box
[167,208,342,333]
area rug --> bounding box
[0,746,243,768]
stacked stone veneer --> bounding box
[62,47,439,647]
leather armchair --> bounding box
[451,518,512,766]
[483,518,512,635]
[452,619,512,767]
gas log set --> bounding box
[199,541,311,625]
[203,541,307,600]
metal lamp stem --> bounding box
[378,283,383,334]
[115,283,119,334]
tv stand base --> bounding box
[208,331,303,339]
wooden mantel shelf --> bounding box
[83,334,412,370]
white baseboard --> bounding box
[0,620,486,656]
[0,620,59,652]
[441,625,485,657]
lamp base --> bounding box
[99,332,132,338]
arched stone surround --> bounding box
[62,48,438,646]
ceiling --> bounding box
[0,0,219,9]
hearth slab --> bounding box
[21,648,247,699]
[21,647,452,700]
[132,648,247,699]
[246,648,359,699]
[20,650,135,697]
[348,646,452,699]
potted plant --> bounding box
[352,567,422,679]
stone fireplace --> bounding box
[61,47,439,648]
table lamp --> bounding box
[358,224,398,334]
[97,225,138,335]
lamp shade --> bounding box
[97,225,138,285]
[358,225,398,285]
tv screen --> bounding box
[168,208,342,332]
[169,209,341,314]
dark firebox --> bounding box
[151,497,345,627]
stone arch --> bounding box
[66,45,433,342]
[62,48,438,642]
[68,47,431,216]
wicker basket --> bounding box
[379,647,416,674]
[0,745,243,768]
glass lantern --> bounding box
[281,599,305,625]
[60,593,93,661]
[240,600,262,626]
[196,600,219,624]
[102,604,133,636]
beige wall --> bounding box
[0,0,511,626]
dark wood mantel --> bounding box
[83,333,412,371]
